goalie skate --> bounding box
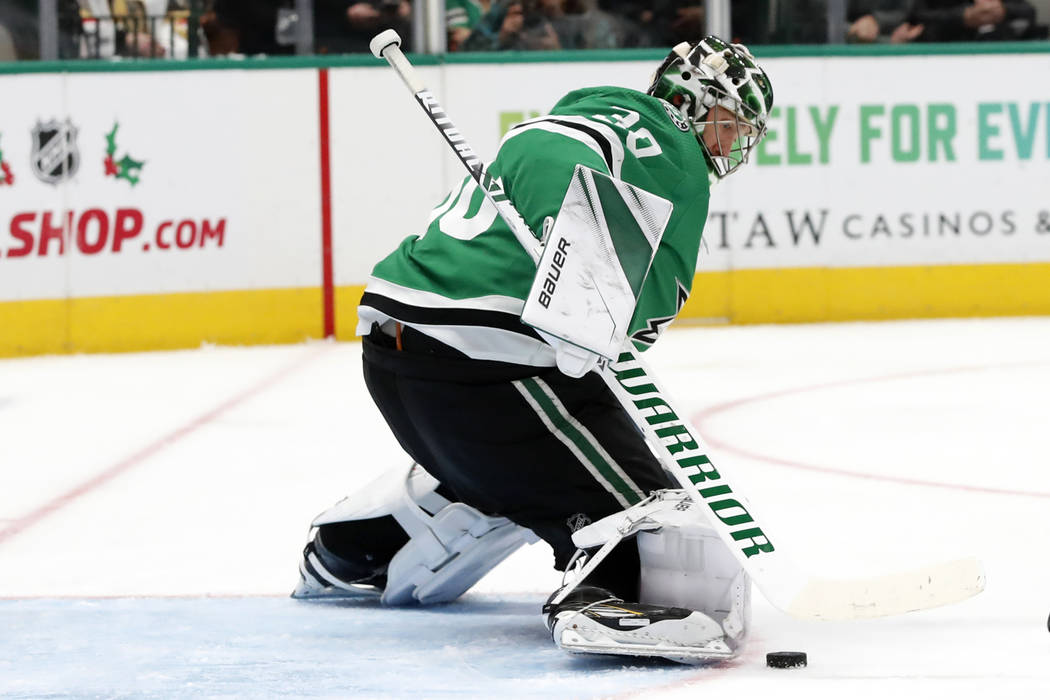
[292,536,384,600]
[544,586,734,665]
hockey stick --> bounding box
[369,30,541,266]
[601,349,985,619]
[368,29,985,620]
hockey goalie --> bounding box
[292,36,775,665]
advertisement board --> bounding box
[2,48,1048,355]
[0,68,322,353]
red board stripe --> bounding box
[319,68,335,338]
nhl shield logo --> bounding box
[31,119,80,185]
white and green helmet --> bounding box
[647,36,774,180]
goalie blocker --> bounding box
[521,164,673,377]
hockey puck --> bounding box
[766,651,807,669]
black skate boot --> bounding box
[292,517,408,600]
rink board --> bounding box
[1,47,1049,355]
[7,261,1050,356]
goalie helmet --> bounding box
[647,36,774,180]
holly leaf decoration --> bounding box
[117,155,145,186]
[105,123,119,157]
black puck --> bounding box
[766,651,807,669]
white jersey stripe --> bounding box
[502,115,624,179]
[363,277,526,315]
[357,278,557,365]
[357,307,557,367]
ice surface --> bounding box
[2,318,1049,698]
[1,595,711,698]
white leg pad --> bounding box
[306,463,539,606]
[637,516,751,645]
[563,489,751,647]
[383,503,537,605]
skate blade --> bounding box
[557,629,734,664]
[290,578,382,601]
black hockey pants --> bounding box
[360,323,676,600]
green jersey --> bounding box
[358,86,711,367]
[446,0,484,29]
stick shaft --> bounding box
[375,40,541,264]
[601,348,805,606]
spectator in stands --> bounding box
[117,0,167,57]
[848,0,925,42]
[0,0,79,59]
[536,0,588,48]
[571,0,637,48]
[729,0,823,45]
[77,0,196,58]
[75,1,134,58]
[728,0,772,45]
[448,0,488,51]
[136,0,197,58]
[907,0,1037,40]
[656,1,705,46]
[58,0,85,57]
[202,0,293,56]
[0,24,14,61]
[314,0,412,54]
[460,0,561,51]
[0,1,38,59]
[595,1,703,48]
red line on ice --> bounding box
[608,643,761,697]
[691,361,1050,499]
[0,347,327,546]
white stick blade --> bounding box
[785,557,986,620]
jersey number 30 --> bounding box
[592,107,663,159]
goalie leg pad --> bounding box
[546,490,750,662]
[637,508,752,646]
[382,503,537,605]
[293,463,538,605]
